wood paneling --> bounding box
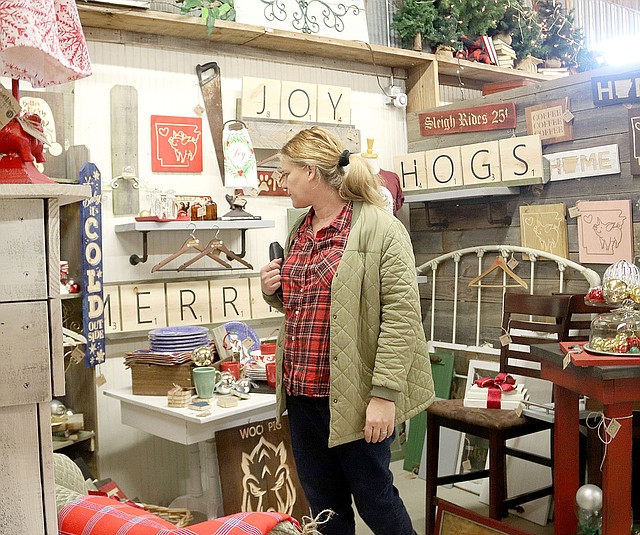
[409,66,640,349]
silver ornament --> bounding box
[576,484,603,512]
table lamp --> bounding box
[0,0,92,183]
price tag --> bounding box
[68,346,83,365]
[242,337,255,351]
[462,460,472,472]
[563,353,571,369]
[0,85,20,130]
[563,110,575,123]
[606,418,621,439]
[95,373,107,387]
[499,333,512,346]
[507,257,519,270]
[568,205,581,218]
[515,403,523,417]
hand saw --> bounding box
[196,62,225,178]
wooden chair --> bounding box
[424,293,573,535]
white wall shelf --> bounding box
[114,218,275,266]
[404,186,520,203]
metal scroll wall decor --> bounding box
[262,0,360,34]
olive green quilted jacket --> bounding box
[264,201,435,447]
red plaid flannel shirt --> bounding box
[281,202,352,397]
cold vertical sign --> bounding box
[79,163,106,367]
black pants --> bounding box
[286,395,416,535]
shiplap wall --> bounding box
[60,39,409,505]
[406,63,640,350]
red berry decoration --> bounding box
[627,336,640,348]
[587,287,604,302]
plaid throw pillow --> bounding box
[59,496,299,535]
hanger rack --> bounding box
[115,219,275,267]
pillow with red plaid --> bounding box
[58,496,177,535]
[59,496,300,535]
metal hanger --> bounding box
[150,226,231,273]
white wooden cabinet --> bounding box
[0,184,89,534]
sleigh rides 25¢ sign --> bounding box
[418,103,516,137]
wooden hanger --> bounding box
[468,256,528,289]
[177,238,253,271]
[151,232,231,273]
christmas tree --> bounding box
[534,0,594,70]
[489,0,543,60]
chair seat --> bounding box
[427,399,545,431]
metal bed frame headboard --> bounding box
[416,245,601,355]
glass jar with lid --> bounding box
[588,306,640,355]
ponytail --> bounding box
[280,126,385,207]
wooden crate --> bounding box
[130,364,194,396]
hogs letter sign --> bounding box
[80,163,106,367]
[419,103,516,136]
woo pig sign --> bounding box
[394,134,544,192]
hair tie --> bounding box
[338,150,350,167]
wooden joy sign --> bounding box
[241,76,351,124]
[393,134,543,192]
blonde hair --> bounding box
[280,126,385,207]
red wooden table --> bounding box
[531,343,640,535]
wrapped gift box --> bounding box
[464,379,529,410]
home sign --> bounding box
[592,70,640,107]
[241,76,351,124]
[545,144,620,181]
[393,134,544,192]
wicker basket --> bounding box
[142,503,193,527]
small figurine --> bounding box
[222,193,259,219]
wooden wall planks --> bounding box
[408,65,640,367]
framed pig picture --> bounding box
[151,115,203,173]
[577,199,634,264]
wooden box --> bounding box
[130,364,194,396]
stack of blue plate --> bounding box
[148,326,210,353]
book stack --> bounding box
[493,39,516,69]
[464,381,529,410]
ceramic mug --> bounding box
[220,360,241,380]
[192,367,222,399]
[265,362,277,388]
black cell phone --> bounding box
[269,242,284,298]
[269,241,284,263]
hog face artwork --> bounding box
[241,436,297,515]
[0,114,46,163]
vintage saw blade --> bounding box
[196,62,224,178]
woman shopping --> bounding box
[260,126,434,535]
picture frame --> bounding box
[454,359,498,494]
[435,499,534,534]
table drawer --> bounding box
[0,301,51,406]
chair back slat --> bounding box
[500,293,572,379]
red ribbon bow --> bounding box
[474,372,516,409]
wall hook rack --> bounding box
[114,219,276,268]
[128,229,251,266]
